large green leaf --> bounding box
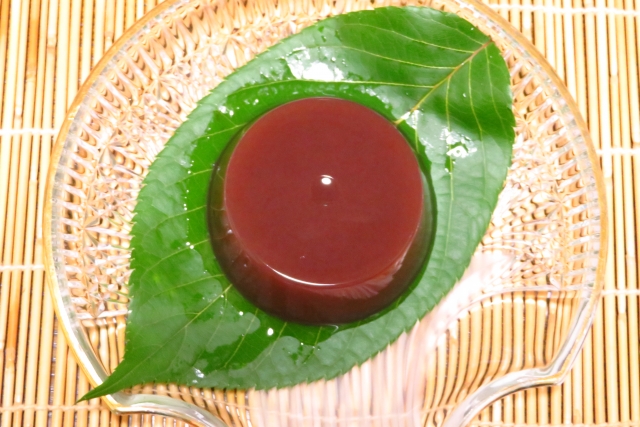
[84,6,514,399]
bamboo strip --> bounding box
[469,301,493,394]
[563,297,580,424]
[9,0,44,425]
[483,297,503,397]
[525,291,539,425]
[106,0,116,49]
[541,298,555,423]
[33,0,60,425]
[0,0,24,340]
[553,0,565,81]
[0,0,11,123]
[573,0,587,117]
[19,3,50,425]
[598,0,622,421]
[510,0,521,32]
[51,329,70,427]
[522,0,533,40]
[571,13,589,416]
[582,4,606,424]
[581,328,600,424]
[63,353,78,427]
[563,355,572,423]
[534,299,548,426]
[94,0,106,66]
[34,135,56,427]
[500,295,514,425]
[584,1,600,140]
[534,0,546,54]
[81,0,95,82]
[631,0,640,147]
[625,0,640,423]
[498,0,509,19]
[126,0,136,28]
[100,406,110,426]
[550,294,567,424]
[612,0,633,422]
[146,0,157,13]
[513,291,525,427]
[116,0,125,39]
[438,326,458,408]
[69,0,83,101]
[572,355,584,423]
[56,0,71,126]
[69,0,83,132]
[137,0,144,20]
[0,5,32,425]
[450,315,471,405]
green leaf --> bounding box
[83,6,514,399]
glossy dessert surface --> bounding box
[209,97,431,324]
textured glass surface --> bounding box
[47,0,603,425]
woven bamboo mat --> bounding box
[0,0,638,426]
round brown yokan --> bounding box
[208,97,432,325]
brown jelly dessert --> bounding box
[208,98,432,325]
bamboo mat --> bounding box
[0,0,638,426]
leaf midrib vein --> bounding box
[222,308,262,368]
[250,321,288,372]
[109,284,234,390]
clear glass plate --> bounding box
[44,0,607,425]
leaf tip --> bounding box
[78,388,104,402]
